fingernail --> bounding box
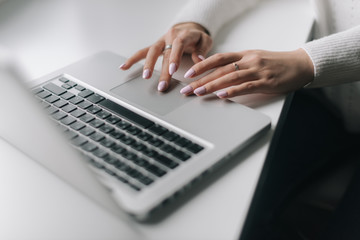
[169,63,177,75]
[180,85,193,94]
[184,68,195,78]
[142,69,150,79]
[198,55,205,61]
[157,81,168,92]
[119,63,126,69]
[194,86,206,96]
[216,91,228,98]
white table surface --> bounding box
[0,0,313,239]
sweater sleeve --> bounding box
[302,25,360,88]
[171,0,260,37]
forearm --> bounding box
[302,25,360,88]
[172,0,260,37]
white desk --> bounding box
[0,1,313,239]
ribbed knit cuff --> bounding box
[302,25,360,88]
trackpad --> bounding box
[110,76,192,116]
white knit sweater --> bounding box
[174,0,360,132]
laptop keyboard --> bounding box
[33,76,204,192]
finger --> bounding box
[168,37,186,76]
[217,80,267,98]
[142,40,165,79]
[120,47,149,70]
[184,52,240,78]
[158,46,172,92]
[194,69,256,96]
[191,32,213,63]
[180,63,234,95]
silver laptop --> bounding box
[0,50,270,220]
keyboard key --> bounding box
[160,144,176,154]
[174,137,191,147]
[117,121,131,130]
[126,126,142,135]
[69,96,84,105]
[148,138,164,147]
[62,104,77,113]
[97,110,111,119]
[45,106,59,115]
[87,105,102,114]
[52,111,67,120]
[71,136,88,146]
[100,138,115,148]
[70,109,86,118]
[59,77,69,83]
[93,149,108,159]
[64,130,78,139]
[89,119,105,128]
[109,130,125,139]
[61,116,77,125]
[154,154,179,169]
[87,93,105,104]
[77,100,93,109]
[137,132,153,141]
[61,92,75,100]
[171,150,191,161]
[45,95,60,104]
[70,121,86,131]
[106,115,121,124]
[53,99,68,108]
[99,124,114,134]
[90,132,105,142]
[111,144,127,154]
[186,143,204,154]
[81,142,98,152]
[37,90,51,99]
[162,131,180,141]
[75,85,86,91]
[79,126,96,136]
[43,82,67,95]
[78,89,94,98]
[149,125,168,136]
[146,164,166,177]
[79,113,95,123]
[99,99,154,129]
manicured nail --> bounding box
[169,63,177,75]
[216,91,228,98]
[142,69,150,79]
[184,68,195,78]
[194,86,206,96]
[157,81,168,92]
[198,55,205,61]
[180,85,193,94]
[119,63,126,69]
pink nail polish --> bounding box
[143,69,150,79]
[157,81,168,92]
[184,68,195,78]
[119,63,126,69]
[194,86,206,96]
[180,85,193,94]
[169,63,177,75]
[198,55,205,61]
[216,91,228,98]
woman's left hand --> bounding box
[180,48,314,98]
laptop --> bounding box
[0,50,270,220]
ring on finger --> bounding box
[233,63,240,71]
[163,44,172,51]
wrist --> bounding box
[173,22,210,36]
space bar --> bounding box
[99,99,154,129]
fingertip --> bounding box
[169,62,177,76]
[157,81,168,92]
[118,63,126,70]
[216,90,228,99]
[184,68,196,78]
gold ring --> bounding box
[234,63,240,71]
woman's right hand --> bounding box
[119,22,213,92]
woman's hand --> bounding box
[180,48,314,98]
[119,22,212,92]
